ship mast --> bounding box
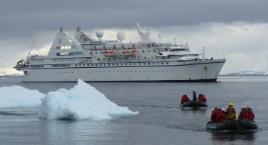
[136,23,151,43]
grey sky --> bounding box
[1,0,267,35]
[0,0,268,74]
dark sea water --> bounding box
[0,76,268,145]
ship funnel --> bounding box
[59,27,63,32]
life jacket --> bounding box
[226,107,236,120]
[243,111,251,120]
[181,95,190,104]
[214,110,225,123]
[248,111,255,121]
[218,111,226,122]
[198,95,207,103]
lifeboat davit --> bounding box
[206,120,258,131]
[180,100,208,110]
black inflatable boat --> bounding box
[206,120,258,131]
[180,100,208,110]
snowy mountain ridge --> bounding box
[222,71,268,76]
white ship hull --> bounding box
[22,60,225,82]
[15,26,226,82]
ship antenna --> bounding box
[202,46,205,59]
[173,38,176,45]
[27,40,35,60]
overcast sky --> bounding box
[1,0,268,74]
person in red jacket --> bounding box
[181,94,190,104]
[247,107,255,121]
[238,107,255,121]
[217,108,226,123]
[238,108,246,120]
[211,107,218,122]
[198,94,207,103]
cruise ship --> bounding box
[15,24,226,82]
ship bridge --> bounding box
[48,27,90,58]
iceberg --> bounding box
[0,86,44,107]
[39,79,138,120]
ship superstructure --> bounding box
[15,24,226,82]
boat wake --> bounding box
[166,123,206,132]
[121,103,177,109]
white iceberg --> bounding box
[39,79,138,120]
[0,86,44,107]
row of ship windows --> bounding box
[98,56,158,61]
[87,43,161,51]
[55,70,172,74]
[90,49,159,54]
[27,62,170,68]
[74,62,169,67]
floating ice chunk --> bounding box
[39,79,138,120]
[0,86,44,107]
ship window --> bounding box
[142,50,144,53]
[148,50,151,52]
[61,46,71,50]
[144,57,146,59]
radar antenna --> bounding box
[136,23,151,43]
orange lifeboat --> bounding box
[103,50,116,57]
[122,48,137,56]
